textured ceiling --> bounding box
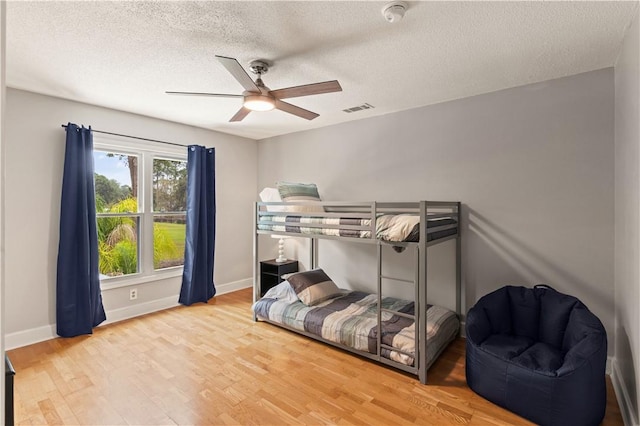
[6,1,638,140]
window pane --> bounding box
[93,150,139,212]
[154,214,186,270]
[97,216,139,277]
[153,158,187,212]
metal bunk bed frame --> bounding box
[253,200,461,384]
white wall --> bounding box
[614,3,640,425]
[258,69,615,354]
[3,89,257,346]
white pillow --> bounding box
[259,187,286,212]
[261,280,300,303]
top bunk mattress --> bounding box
[257,213,458,243]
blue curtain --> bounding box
[179,145,216,305]
[56,123,106,337]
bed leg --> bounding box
[419,371,427,385]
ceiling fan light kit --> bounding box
[244,94,275,111]
[167,55,342,122]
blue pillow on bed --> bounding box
[286,269,342,306]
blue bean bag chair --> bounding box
[466,285,607,426]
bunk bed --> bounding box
[252,200,461,384]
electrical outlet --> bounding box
[129,288,138,300]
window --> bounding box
[152,158,187,270]
[93,139,187,283]
[94,150,140,277]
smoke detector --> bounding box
[381,1,408,24]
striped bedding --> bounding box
[257,214,457,243]
[253,290,459,368]
[258,215,373,238]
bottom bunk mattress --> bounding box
[252,286,459,368]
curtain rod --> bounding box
[61,124,186,148]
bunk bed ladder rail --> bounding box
[375,244,420,376]
[455,201,462,317]
[418,201,428,384]
[252,202,260,321]
[375,202,421,379]
[375,201,382,364]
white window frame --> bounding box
[94,134,188,290]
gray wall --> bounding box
[614,4,640,424]
[258,69,615,354]
[4,89,257,339]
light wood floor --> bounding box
[8,288,623,425]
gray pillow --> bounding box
[276,181,323,212]
[286,269,341,306]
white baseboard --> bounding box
[102,294,180,326]
[216,277,253,295]
[5,324,57,351]
[5,277,252,351]
[611,358,639,426]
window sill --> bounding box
[100,267,183,290]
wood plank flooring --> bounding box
[8,288,623,425]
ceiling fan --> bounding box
[166,55,343,122]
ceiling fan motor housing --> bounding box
[249,60,270,76]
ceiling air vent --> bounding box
[343,103,375,113]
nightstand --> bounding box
[260,259,298,296]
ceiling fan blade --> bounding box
[275,100,319,120]
[166,91,243,98]
[269,80,342,100]
[216,55,260,93]
[229,107,251,122]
